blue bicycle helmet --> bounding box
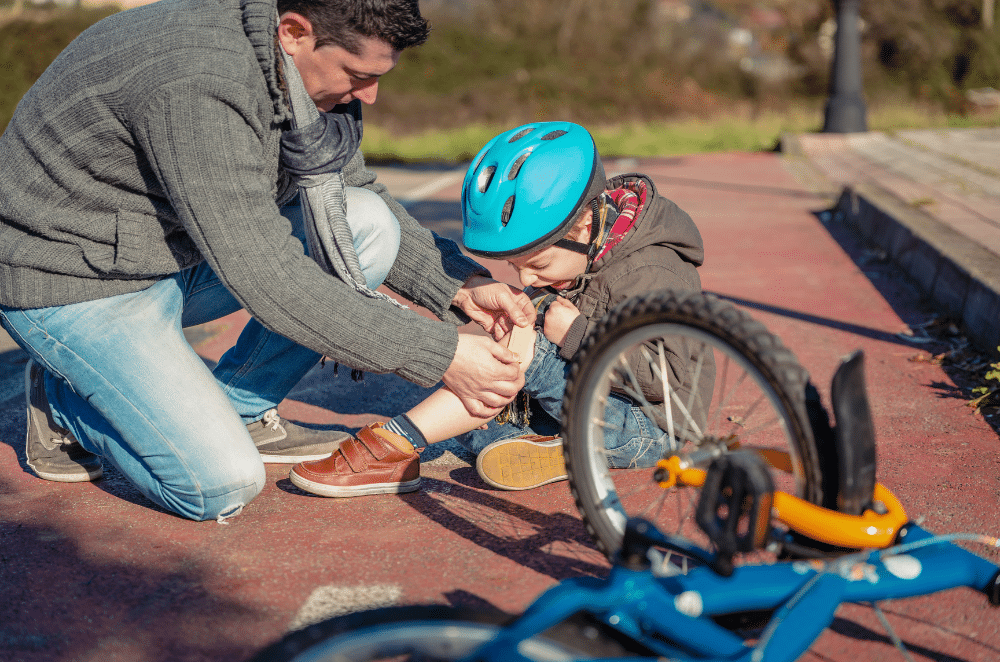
[461,122,606,259]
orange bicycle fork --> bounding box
[655,451,909,550]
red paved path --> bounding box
[1,150,997,662]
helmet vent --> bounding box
[500,196,515,227]
[541,130,566,140]
[508,128,534,143]
[476,165,496,193]
[508,153,529,180]
[471,151,488,172]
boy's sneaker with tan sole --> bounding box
[288,423,420,497]
[476,434,567,490]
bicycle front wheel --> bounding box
[563,290,822,563]
[247,606,599,662]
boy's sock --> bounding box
[383,414,428,449]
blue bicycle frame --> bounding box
[462,522,1000,662]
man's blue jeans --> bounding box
[455,333,674,468]
[0,188,399,521]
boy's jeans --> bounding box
[0,188,399,521]
[456,333,674,468]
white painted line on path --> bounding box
[287,584,402,631]
[398,171,464,208]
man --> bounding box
[0,0,533,521]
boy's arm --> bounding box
[567,257,702,401]
[557,314,589,359]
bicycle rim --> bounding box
[563,290,821,565]
[247,606,592,662]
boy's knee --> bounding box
[502,324,536,374]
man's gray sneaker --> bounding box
[247,409,350,463]
[25,360,103,483]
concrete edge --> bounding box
[833,184,1000,354]
[780,132,1000,355]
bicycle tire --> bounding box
[562,290,823,562]
[246,605,617,662]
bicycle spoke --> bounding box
[708,353,732,433]
[563,291,817,564]
[657,342,676,443]
[590,417,620,430]
[634,489,670,520]
[735,414,782,438]
[684,341,708,432]
[872,602,917,662]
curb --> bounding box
[781,132,1000,356]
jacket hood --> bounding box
[596,173,705,269]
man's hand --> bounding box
[543,296,581,347]
[442,333,524,418]
[453,276,535,340]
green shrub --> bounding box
[1,2,997,157]
[0,6,120,132]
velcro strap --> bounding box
[357,425,392,461]
[339,436,371,473]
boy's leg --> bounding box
[209,188,400,455]
[591,392,675,469]
[473,333,670,489]
[453,398,560,454]
[386,322,539,449]
[510,332,669,465]
[288,322,535,497]
[1,276,265,522]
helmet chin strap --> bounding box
[553,238,591,254]
[553,196,604,257]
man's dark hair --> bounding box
[277,0,430,54]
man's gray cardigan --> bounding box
[0,0,487,387]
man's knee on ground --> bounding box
[167,460,266,523]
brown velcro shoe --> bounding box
[288,423,420,497]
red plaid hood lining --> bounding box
[591,179,647,264]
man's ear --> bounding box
[277,12,315,55]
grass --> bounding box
[4,6,999,165]
[362,103,1000,164]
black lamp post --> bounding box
[823,0,868,133]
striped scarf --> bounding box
[277,40,402,309]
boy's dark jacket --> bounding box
[547,173,712,413]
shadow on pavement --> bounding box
[708,291,923,348]
[403,200,463,244]
[808,206,1000,436]
[709,204,937,349]
[400,473,609,582]
[0,521,265,662]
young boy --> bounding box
[288,121,708,496]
